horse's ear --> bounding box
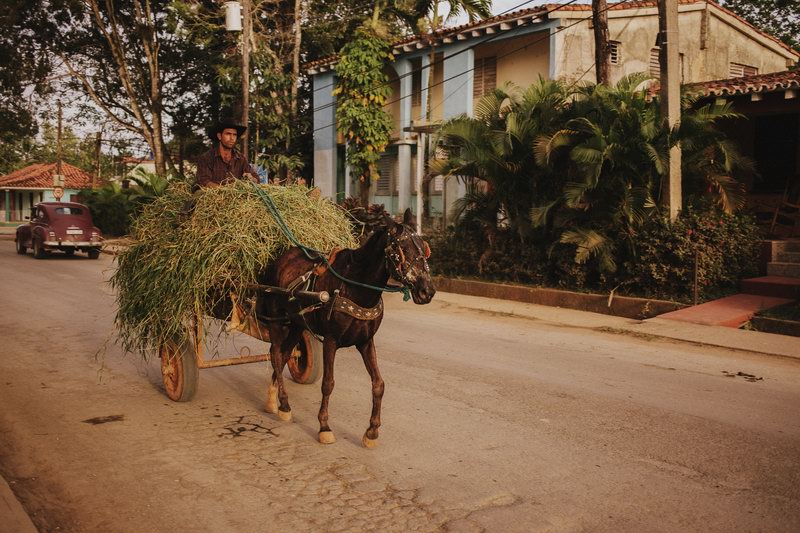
[403,208,414,227]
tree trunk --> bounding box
[360,175,371,207]
[290,0,304,128]
[241,0,251,159]
[592,0,610,85]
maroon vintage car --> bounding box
[15,202,103,259]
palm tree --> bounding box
[676,96,754,213]
[532,74,666,272]
[432,78,572,240]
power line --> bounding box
[309,0,574,117]
[308,0,552,97]
[311,0,607,135]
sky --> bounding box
[448,0,552,27]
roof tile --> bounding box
[0,162,97,189]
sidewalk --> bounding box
[430,291,800,360]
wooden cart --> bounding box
[158,285,329,402]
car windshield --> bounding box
[54,207,84,215]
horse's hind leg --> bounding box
[266,326,301,422]
[317,337,338,444]
[356,338,384,448]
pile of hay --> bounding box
[111,181,357,356]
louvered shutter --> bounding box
[377,155,392,194]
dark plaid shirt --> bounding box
[195,146,258,188]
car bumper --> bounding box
[44,241,102,248]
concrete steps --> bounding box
[660,240,800,328]
[740,276,800,299]
[768,262,800,277]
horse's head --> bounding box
[384,209,436,304]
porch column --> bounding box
[4,190,9,222]
[313,71,337,200]
[442,44,475,206]
[396,59,413,214]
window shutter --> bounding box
[473,58,485,101]
[649,48,660,77]
[609,42,621,65]
[729,62,757,78]
[473,57,497,101]
[484,56,496,93]
[377,155,392,194]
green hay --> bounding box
[111,181,357,356]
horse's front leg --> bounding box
[356,337,384,448]
[317,337,338,444]
[266,326,301,422]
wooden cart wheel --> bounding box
[287,331,323,384]
[159,337,199,402]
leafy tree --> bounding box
[0,2,67,149]
[722,0,800,50]
[334,20,395,206]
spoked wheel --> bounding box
[159,337,199,402]
[15,239,26,255]
[287,331,323,384]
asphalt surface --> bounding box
[1,242,799,532]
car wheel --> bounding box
[33,238,46,259]
[15,239,26,255]
[88,249,100,260]
[64,248,75,256]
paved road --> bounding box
[1,242,799,532]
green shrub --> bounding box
[429,208,761,303]
[622,208,760,302]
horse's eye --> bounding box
[423,241,431,258]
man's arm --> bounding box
[195,151,215,187]
[242,160,260,184]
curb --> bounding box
[432,276,685,319]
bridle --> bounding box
[384,226,431,289]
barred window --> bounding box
[609,41,621,65]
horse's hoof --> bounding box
[264,401,277,414]
[318,431,336,444]
[278,409,292,422]
[362,434,378,448]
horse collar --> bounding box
[330,293,383,321]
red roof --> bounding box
[305,0,798,72]
[685,69,800,97]
[0,162,97,189]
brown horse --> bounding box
[258,208,435,447]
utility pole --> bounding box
[56,100,63,177]
[93,131,102,188]
[592,0,610,85]
[241,0,251,159]
[658,0,682,221]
